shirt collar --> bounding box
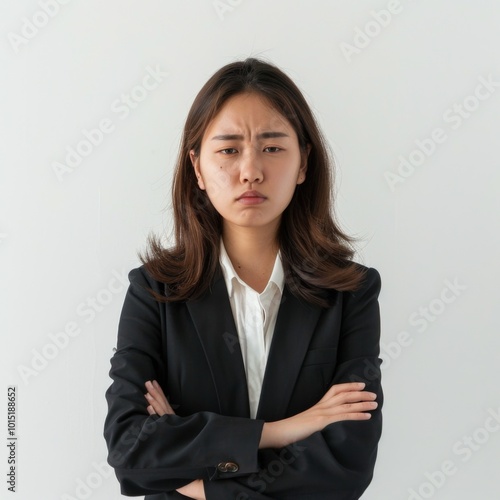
[219,237,284,298]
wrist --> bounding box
[259,421,286,449]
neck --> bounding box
[221,222,280,285]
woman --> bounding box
[104,58,383,500]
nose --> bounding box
[239,148,263,184]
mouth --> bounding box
[236,190,267,205]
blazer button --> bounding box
[217,461,239,473]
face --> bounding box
[190,92,309,235]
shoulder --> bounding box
[127,264,155,285]
[126,264,168,297]
[314,262,381,309]
[351,263,381,295]
[126,263,217,303]
[341,263,382,316]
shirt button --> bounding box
[217,461,239,473]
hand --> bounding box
[259,382,378,449]
[176,479,206,500]
[144,380,175,416]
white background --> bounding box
[2,1,500,499]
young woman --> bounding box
[104,58,383,500]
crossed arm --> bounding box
[144,379,378,499]
[104,265,383,499]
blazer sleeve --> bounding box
[103,266,265,496]
[203,267,383,500]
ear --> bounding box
[190,150,206,190]
[297,143,311,185]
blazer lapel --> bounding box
[185,265,251,418]
[256,286,323,421]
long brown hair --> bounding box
[139,58,366,307]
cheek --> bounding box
[205,170,231,196]
[199,158,232,195]
[272,167,301,192]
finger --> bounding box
[152,380,168,400]
[320,382,372,401]
[144,380,168,406]
[336,390,377,403]
[152,391,175,415]
[145,392,172,416]
[321,390,377,408]
[145,380,168,403]
[146,404,156,415]
[327,400,378,419]
[144,381,175,415]
[151,381,176,415]
[323,382,365,398]
[333,411,373,422]
[144,392,169,416]
[321,401,378,425]
[340,400,378,413]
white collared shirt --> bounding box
[219,238,285,418]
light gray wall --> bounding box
[2,0,499,498]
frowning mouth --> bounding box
[236,190,267,205]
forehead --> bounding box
[204,92,295,136]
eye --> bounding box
[219,148,238,155]
[264,146,282,153]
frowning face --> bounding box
[190,92,309,235]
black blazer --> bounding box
[103,263,383,500]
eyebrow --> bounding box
[210,131,290,141]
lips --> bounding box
[237,190,266,200]
[236,190,267,205]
